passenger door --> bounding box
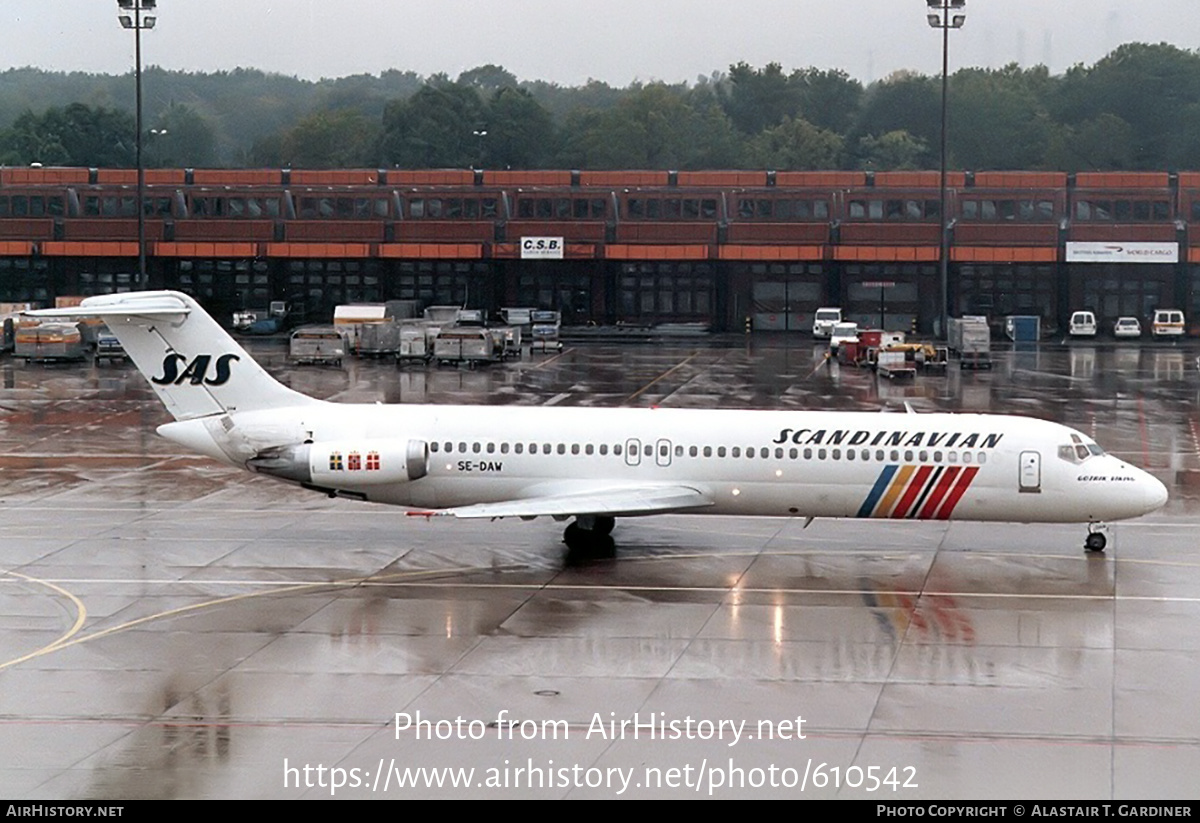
[1019,451,1041,493]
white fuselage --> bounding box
[160,402,1168,525]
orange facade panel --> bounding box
[505,220,606,243]
[614,223,717,244]
[578,171,669,187]
[285,221,385,242]
[1068,224,1178,242]
[96,168,186,185]
[191,169,282,186]
[832,246,939,262]
[874,171,966,188]
[0,219,55,241]
[61,218,165,241]
[491,242,597,259]
[174,220,276,242]
[773,171,866,188]
[838,223,940,245]
[605,244,709,260]
[952,246,1057,263]
[725,223,830,244]
[290,169,381,186]
[153,242,258,258]
[1074,172,1171,189]
[973,171,1067,188]
[0,241,34,255]
[395,221,494,243]
[953,224,1059,246]
[388,169,476,186]
[718,245,824,261]
[483,170,573,187]
[41,241,138,257]
[378,243,483,259]
[264,242,371,258]
[0,167,90,186]
[676,171,768,187]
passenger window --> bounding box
[789,448,798,459]
[599,444,608,456]
[818,449,827,459]
[804,448,812,459]
[614,444,622,456]
[919,451,927,462]
[542,444,552,454]
[689,446,698,457]
[949,452,958,463]
[571,444,580,455]
[718,447,727,458]
[933,451,942,462]
[964,452,973,464]
[500,443,509,454]
[473,443,482,454]
[487,443,495,454]
[557,444,566,455]
[703,446,713,457]
[904,450,913,461]
[876,450,885,461]
[978,453,987,464]
[861,449,869,460]
[732,447,741,458]
[515,443,524,454]
[832,449,841,459]
[586,445,594,455]
[774,448,783,459]
[458,442,467,453]
[430,442,439,453]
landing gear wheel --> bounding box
[593,516,615,536]
[1084,531,1107,553]
[563,520,616,561]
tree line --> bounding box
[1,42,1198,172]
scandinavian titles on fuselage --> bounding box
[772,428,1004,450]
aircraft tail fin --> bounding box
[29,291,314,420]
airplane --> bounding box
[29,291,1167,555]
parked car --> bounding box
[1068,311,1097,337]
[1112,317,1142,338]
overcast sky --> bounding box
[8,1,1199,86]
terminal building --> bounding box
[0,166,1195,334]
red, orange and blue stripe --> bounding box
[856,465,980,519]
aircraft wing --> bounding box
[419,484,713,520]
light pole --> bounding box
[926,0,964,338]
[117,0,157,289]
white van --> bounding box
[1068,311,1097,337]
[1152,309,1185,338]
[812,307,842,338]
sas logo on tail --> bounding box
[151,353,239,386]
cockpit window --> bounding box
[1059,433,1106,464]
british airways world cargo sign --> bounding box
[1066,242,1178,263]
[520,237,564,259]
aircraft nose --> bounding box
[1143,472,1169,513]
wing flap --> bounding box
[426,485,713,520]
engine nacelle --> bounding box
[248,439,428,487]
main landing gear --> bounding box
[563,515,616,559]
[1085,523,1108,553]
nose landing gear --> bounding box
[1085,524,1107,553]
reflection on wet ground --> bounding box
[1,339,1199,798]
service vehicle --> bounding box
[1152,309,1185,338]
[1068,311,1097,337]
[812,307,842,338]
